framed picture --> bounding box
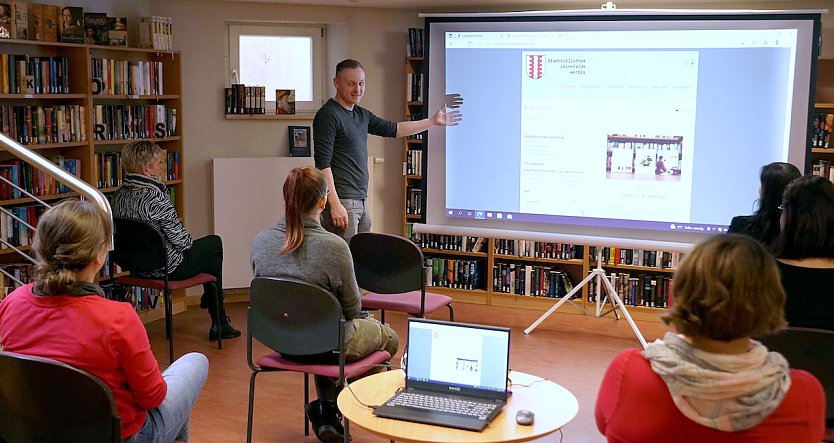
[275,89,296,115]
[289,125,311,157]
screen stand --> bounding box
[523,249,648,349]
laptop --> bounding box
[372,318,511,431]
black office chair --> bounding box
[246,277,391,443]
[350,232,453,323]
[758,326,834,440]
[0,351,121,443]
[111,217,222,364]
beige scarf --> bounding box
[642,332,791,431]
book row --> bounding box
[812,113,832,148]
[0,104,86,145]
[587,272,673,309]
[0,264,31,301]
[589,246,682,269]
[94,149,180,189]
[102,283,162,312]
[494,239,583,260]
[404,149,422,176]
[23,5,129,46]
[92,104,176,141]
[0,157,80,199]
[0,204,44,247]
[136,16,174,51]
[0,54,69,94]
[407,72,423,103]
[405,114,425,140]
[425,257,483,290]
[91,58,164,96]
[407,27,424,58]
[224,84,266,115]
[406,186,422,216]
[493,263,578,299]
[812,159,834,183]
[412,233,485,253]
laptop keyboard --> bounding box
[386,392,499,419]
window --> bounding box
[228,23,324,113]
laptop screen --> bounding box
[405,318,510,399]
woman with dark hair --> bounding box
[251,166,399,443]
[595,234,825,442]
[728,162,801,249]
[773,174,834,331]
[0,200,209,442]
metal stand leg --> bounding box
[525,250,647,349]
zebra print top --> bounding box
[110,173,193,276]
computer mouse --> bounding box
[515,409,534,426]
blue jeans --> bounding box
[124,353,209,443]
[321,198,371,244]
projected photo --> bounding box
[606,135,683,182]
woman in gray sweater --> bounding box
[251,166,398,443]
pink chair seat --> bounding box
[361,290,453,316]
[256,350,391,379]
[116,273,216,291]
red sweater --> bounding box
[0,283,166,438]
[595,348,825,443]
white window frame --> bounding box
[228,23,325,113]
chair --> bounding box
[758,327,834,441]
[349,232,454,323]
[0,351,121,443]
[111,217,222,364]
[246,277,391,443]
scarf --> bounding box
[642,332,791,432]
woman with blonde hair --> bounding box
[0,200,209,442]
[595,234,824,442]
[251,166,398,443]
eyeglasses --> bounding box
[777,204,785,214]
[324,188,330,197]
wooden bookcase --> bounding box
[811,56,834,169]
[0,38,185,323]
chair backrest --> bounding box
[350,232,423,294]
[758,327,834,420]
[0,351,121,443]
[248,277,343,357]
[111,217,168,275]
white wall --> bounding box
[149,0,833,242]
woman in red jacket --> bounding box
[595,234,825,443]
[0,200,209,442]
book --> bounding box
[107,16,126,46]
[275,89,295,115]
[11,0,26,39]
[58,5,82,43]
[0,3,11,39]
[39,3,57,42]
[83,12,107,45]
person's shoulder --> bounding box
[728,215,752,233]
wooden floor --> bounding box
[146,301,671,443]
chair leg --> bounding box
[164,290,174,364]
[380,310,386,323]
[304,373,310,436]
[247,370,259,443]
[211,282,222,350]
[448,304,455,322]
[344,418,350,443]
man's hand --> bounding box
[432,107,463,127]
[329,199,349,229]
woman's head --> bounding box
[662,234,785,341]
[774,174,834,259]
[33,200,112,296]
[121,140,164,177]
[758,162,801,211]
[281,167,327,254]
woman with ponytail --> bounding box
[0,200,209,443]
[251,167,399,443]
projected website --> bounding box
[442,28,797,233]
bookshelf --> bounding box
[402,56,425,233]
[811,57,834,178]
[0,38,185,322]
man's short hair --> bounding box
[662,234,786,341]
[335,59,363,76]
[121,140,162,174]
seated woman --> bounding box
[595,234,825,443]
[773,174,834,331]
[251,166,399,443]
[111,140,239,341]
[728,161,800,250]
[0,200,209,442]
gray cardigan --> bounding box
[251,216,362,331]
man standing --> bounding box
[313,59,461,242]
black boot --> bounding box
[305,400,345,443]
[208,307,241,341]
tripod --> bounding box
[524,249,648,349]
